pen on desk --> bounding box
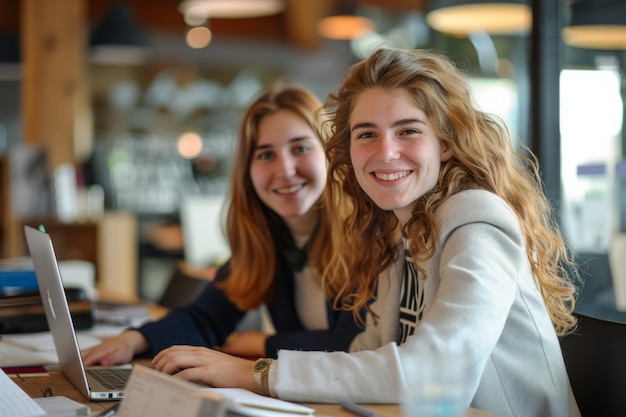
[339,400,377,417]
[96,402,120,417]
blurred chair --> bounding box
[158,262,210,309]
[560,312,626,416]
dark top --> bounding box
[138,258,365,358]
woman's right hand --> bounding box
[152,345,257,393]
[81,330,149,366]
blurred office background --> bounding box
[0,0,625,319]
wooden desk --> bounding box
[10,367,495,417]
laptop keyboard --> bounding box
[87,368,131,390]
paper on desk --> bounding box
[2,332,102,353]
[0,367,46,417]
[0,341,58,368]
[0,324,136,367]
[32,396,90,417]
[203,388,314,416]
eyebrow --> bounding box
[350,118,426,132]
[255,135,314,151]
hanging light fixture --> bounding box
[426,0,531,36]
[316,1,375,41]
[562,0,626,50]
[178,0,286,19]
[317,15,375,40]
[90,3,150,65]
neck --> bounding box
[284,208,320,237]
[394,208,410,227]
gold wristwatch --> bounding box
[252,358,273,396]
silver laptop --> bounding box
[24,225,131,400]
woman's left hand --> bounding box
[151,345,258,393]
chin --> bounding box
[277,208,309,219]
[370,198,401,211]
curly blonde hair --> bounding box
[322,48,579,336]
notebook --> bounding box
[24,225,131,401]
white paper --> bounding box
[204,388,314,415]
[116,364,227,417]
[2,332,102,353]
[0,323,134,367]
[0,368,46,417]
[0,341,58,367]
[32,396,90,417]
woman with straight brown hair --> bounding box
[83,84,363,366]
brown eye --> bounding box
[256,151,273,160]
[293,145,309,155]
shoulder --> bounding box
[436,189,516,222]
[435,190,521,237]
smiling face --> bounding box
[250,109,327,235]
[349,87,452,226]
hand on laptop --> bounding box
[152,345,258,393]
[82,330,149,366]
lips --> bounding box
[275,183,304,194]
[373,170,411,181]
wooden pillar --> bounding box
[21,0,92,170]
[5,0,92,258]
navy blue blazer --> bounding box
[138,258,364,358]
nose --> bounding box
[276,152,297,177]
[375,134,399,162]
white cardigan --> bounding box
[271,190,580,417]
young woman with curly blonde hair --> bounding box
[151,49,581,417]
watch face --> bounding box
[253,359,271,372]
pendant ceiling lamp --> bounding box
[178,0,286,19]
[426,0,531,36]
[562,0,626,50]
[90,3,150,65]
[316,1,375,40]
[317,15,375,40]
